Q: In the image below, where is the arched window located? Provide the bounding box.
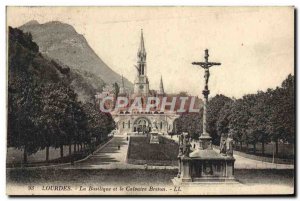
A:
[123,122,125,129]
[141,64,144,75]
[160,121,163,129]
[128,120,131,128]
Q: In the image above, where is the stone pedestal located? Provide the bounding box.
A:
[172,149,236,185]
[172,132,236,185]
[149,132,159,144]
[189,149,235,182]
[180,156,192,182]
[198,135,212,150]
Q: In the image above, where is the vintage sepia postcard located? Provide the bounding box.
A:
[6,6,295,196]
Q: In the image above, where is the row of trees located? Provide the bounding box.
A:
[8,27,115,164]
[176,74,294,156]
[8,78,114,164]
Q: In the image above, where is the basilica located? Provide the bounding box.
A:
[95,30,199,135]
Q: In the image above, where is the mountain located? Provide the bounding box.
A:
[8,26,104,103]
[19,21,133,90]
[47,57,106,102]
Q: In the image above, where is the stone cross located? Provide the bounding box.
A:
[192,49,221,149]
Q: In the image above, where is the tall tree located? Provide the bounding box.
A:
[176,109,203,140]
[216,100,234,142]
[227,99,249,150]
[207,94,232,144]
[8,27,42,164]
[266,74,295,155]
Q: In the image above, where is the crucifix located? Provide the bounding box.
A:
[192,49,221,90]
[192,49,221,149]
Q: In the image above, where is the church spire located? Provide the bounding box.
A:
[121,75,124,88]
[138,29,146,59]
[119,75,125,94]
[133,29,149,96]
[158,75,164,95]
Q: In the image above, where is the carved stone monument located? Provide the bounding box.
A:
[172,49,236,185]
[149,119,160,144]
[175,132,192,182]
[150,133,159,144]
[151,119,158,133]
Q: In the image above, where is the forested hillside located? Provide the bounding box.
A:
[7,27,115,165]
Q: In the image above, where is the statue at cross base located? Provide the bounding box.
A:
[220,133,227,155]
[226,133,234,156]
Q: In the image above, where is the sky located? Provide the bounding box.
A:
[7,7,294,98]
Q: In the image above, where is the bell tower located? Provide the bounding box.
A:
[134,29,149,96]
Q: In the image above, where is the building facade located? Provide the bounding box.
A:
[96,30,180,135]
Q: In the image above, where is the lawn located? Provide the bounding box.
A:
[127,136,178,166]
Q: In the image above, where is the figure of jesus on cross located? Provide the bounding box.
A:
[192,49,221,90]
